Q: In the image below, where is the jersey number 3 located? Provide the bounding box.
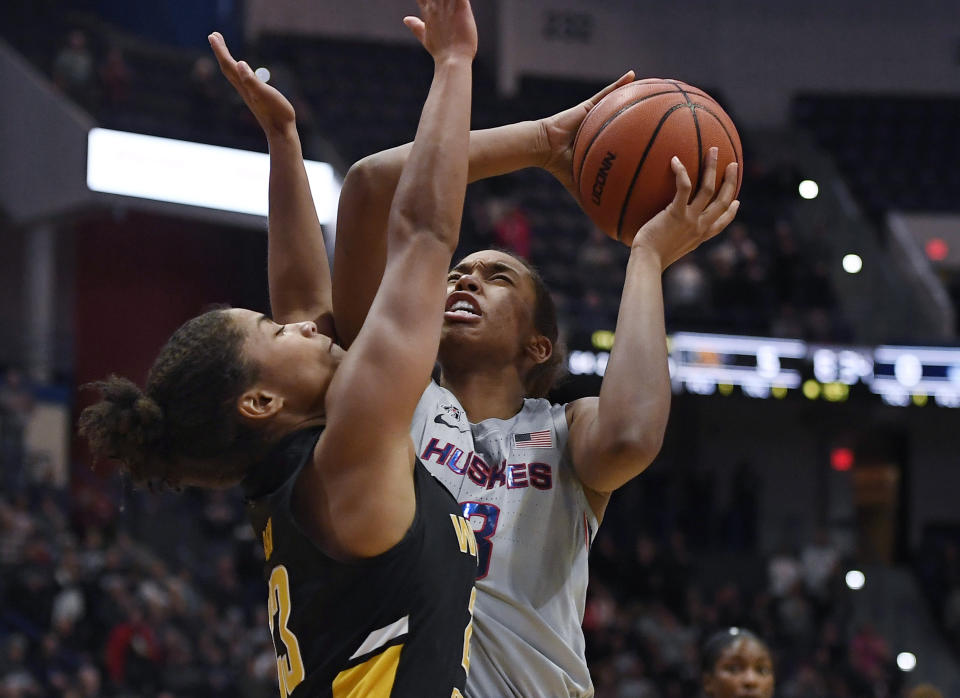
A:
[268,565,306,696]
[461,502,500,579]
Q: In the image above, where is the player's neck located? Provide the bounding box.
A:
[438,365,525,423]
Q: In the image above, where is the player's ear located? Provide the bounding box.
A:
[237,388,283,421]
[524,334,552,366]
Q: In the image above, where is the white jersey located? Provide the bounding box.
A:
[412,380,597,697]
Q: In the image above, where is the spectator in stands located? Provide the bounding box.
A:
[664,257,710,328]
[0,368,33,495]
[491,199,533,259]
[98,46,132,112]
[701,627,775,698]
[0,635,40,696]
[52,30,95,109]
[849,621,892,686]
[800,526,839,600]
[768,543,802,598]
[779,660,826,698]
[188,56,230,131]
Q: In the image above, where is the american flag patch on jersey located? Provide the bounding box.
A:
[513,430,552,448]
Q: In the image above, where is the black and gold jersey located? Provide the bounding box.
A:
[244,427,478,698]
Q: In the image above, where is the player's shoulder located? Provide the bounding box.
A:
[564,395,598,424]
[519,395,569,421]
[421,377,456,404]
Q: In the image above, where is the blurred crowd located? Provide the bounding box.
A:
[584,524,904,697]
[0,480,277,697]
[465,184,849,345]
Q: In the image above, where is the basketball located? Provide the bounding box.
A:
[572,78,743,243]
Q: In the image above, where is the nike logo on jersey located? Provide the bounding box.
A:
[434,414,459,429]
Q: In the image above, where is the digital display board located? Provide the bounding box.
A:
[567,332,960,408]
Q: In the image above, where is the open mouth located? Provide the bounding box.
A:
[444,293,481,322]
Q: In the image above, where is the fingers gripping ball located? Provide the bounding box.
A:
[572,78,742,242]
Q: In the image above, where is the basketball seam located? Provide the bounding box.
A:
[674,84,705,201]
[695,104,743,167]
[574,88,708,188]
[615,103,688,242]
[664,81,713,102]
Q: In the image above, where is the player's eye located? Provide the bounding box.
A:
[275,325,285,337]
[491,274,513,284]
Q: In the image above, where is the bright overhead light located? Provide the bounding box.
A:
[845,569,865,590]
[798,179,819,199]
[842,254,863,274]
[896,652,917,672]
[254,66,271,82]
[86,128,339,223]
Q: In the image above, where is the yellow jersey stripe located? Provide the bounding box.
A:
[332,644,403,698]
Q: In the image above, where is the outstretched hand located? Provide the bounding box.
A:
[208,32,296,138]
[630,147,740,270]
[537,71,636,198]
[403,0,477,62]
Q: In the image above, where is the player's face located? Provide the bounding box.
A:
[441,250,539,355]
[703,639,775,698]
[227,308,345,418]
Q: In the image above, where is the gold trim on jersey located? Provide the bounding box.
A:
[332,644,403,697]
[263,517,274,560]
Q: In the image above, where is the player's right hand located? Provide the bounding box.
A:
[630,147,740,270]
[537,71,635,200]
[403,0,477,62]
[208,32,296,139]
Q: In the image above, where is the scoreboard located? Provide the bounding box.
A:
[567,331,960,408]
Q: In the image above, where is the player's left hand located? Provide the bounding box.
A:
[208,31,296,139]
[536,71,635,198]
[630,147,740,269]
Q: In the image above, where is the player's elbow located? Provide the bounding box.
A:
[345,148,408,194]
[601,423,666,475]
[341,158,376,203]
[606,433,663,471]
[578,437,662,493]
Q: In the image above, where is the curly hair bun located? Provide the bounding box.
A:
[79,375,166,476]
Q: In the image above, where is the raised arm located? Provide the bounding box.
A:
[568,148,740,511]
[331,71,635,347]
[313,0,476,556]
[209,33,334,334]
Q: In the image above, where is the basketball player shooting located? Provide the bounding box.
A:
[245,55,739,696]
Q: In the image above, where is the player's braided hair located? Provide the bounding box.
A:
[79,308,259,488]
[498,250,566,399]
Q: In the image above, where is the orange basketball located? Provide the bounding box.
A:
[571,78,742,243]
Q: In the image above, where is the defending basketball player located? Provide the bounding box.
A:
[254,57,739,698]
[80,2,480,695]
